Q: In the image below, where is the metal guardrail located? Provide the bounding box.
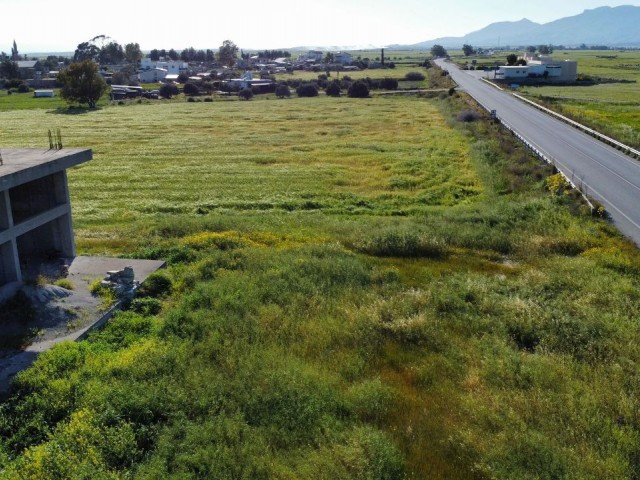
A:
[467,93,596,211]
[513,93,640,160]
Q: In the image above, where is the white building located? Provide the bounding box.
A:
[140,58,188,75]
[139,67,168,83]
[497,53,578,83]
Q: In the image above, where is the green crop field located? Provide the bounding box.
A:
[1,87,640,479]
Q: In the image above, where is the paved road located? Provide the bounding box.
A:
[436,59,640,246]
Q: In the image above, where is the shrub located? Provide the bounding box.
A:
[183,82,200,96]
[136,271,173,298]
[348,80,370,98]
[380,77,398,90]
[17,83,30,93]
[325,82,341,97]
[239,88,254,100]
[405,71,426,81]
[456,110,482,122]
[275,84,290,98]
[130,297,162,316]
[159,83,179,99]
[296,83,318,97]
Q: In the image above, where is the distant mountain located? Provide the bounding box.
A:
[398,6,640,49]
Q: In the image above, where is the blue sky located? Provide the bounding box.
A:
[1,1,638,53]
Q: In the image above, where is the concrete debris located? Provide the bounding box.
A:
[101,266,139,298]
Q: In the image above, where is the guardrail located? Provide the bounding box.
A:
[469,95,596,211]
[513,93,640,160]
[498,117,595,211]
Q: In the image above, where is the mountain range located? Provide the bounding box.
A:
[397,6,640,49]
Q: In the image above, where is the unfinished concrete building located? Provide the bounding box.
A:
[0,148,92,299]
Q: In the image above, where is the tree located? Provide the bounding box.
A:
[149,49,160,61]
[11,40,19,61]
[238,88,253,100]
[462,44,475,56]
[0,60,20,79]
[275,84,290,98]
[347,80,370,98]
[124,43,143,64]
[516,58,527,66]
[506,54,518,66]
[217,40,239,68]
[526,46,537,53]
[58,60,107,108]
[99,42,124,64]
[538,45,552,55]
[74,42,100,62]
[430,45,448,58]
[168,49,179,61]
[324,52,334,64]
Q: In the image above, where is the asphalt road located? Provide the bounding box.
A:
[436,59,640,246]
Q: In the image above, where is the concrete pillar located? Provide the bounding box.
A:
[0,240,20,284]
[0,190,11,230]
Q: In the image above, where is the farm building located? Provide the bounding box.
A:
[497,53,578,82]
[139,67,168,83]
[0,148,92,301]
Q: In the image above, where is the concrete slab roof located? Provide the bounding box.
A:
[0,148,92,190]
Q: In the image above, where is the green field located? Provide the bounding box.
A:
[1,87,640,479]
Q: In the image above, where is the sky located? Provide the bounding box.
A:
[2,0,639,53]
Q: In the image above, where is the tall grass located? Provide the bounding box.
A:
[0,92,639,478]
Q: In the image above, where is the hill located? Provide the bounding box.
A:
[400,6,640,49]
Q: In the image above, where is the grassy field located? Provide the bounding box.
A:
[452,49,640,148]
[1,86,640,479]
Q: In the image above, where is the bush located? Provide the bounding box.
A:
[17,83,30,93]
[405,71,426,81]
[183,82,200,96]
[130,297,162,316]
[275,84,290,98]
[380,78,398,90]
[456,110,482,122]
[136,271,173,298]
[348,80,370,98]
[325,82,341,97]
[238,88,254,100]
[296,83,318,97]
[159,83,179,99]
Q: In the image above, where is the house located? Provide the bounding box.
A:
[298,50,324,62]
[0,148,92,301]
[16,60,42,80]
[334,52,353,65]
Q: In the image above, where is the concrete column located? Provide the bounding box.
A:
[0,190,12,230]
[54,213,75,258]
[0,240,20,284]
[58,170,76,258]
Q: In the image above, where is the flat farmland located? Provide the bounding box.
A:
[2,94,640,479]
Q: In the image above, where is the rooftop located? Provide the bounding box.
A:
[0,148,92,190]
